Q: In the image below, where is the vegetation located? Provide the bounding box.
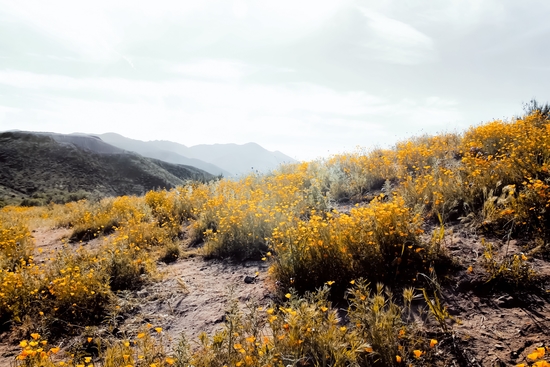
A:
[2,109,550,366]
[0,131,214,207]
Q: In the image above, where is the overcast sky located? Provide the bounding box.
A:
[1,1,549,160]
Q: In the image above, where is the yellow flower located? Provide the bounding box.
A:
[285,293,291,299]
[31,333,40,340]
[350,280,355,284]
[430,339,438,348]
[320,306,328,312]
[365,346,373,353]
[165,357,175,365]
[123,341,130,347]
[326,281,335,286]
[396,355,402,363]
[87,337,92,343]
[50,347,60,354]
[84,357,92,363]
[529,351,542,360]
[413,350,423,358]
[155,327,162,333]
[137,332,145,339]
[19,340,28,348]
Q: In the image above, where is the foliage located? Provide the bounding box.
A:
[270,195,433,295]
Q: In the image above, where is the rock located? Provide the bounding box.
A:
[496,296,515,308]
[244,275,256,284]
[137,289,149,297]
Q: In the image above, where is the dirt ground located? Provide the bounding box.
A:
[1,223,550,366]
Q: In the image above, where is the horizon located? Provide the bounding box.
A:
[1,1,549,160]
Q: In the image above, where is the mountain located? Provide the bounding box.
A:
[0,131,214,207]
[99,134,297,176]
[186,142,296,176]
[98,133,231,177]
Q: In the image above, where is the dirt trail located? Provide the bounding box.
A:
[0,227,272,364]
[112,255,272,347]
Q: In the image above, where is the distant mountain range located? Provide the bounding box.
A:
[98,133,297,177]
[0,131,214,207]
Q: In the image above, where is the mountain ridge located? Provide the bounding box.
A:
[0,131,214,207]
[98,133,232,177]
[98,134,297,176]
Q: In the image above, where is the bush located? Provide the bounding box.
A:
[271,196,433,295]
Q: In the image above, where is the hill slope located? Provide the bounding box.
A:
[0,131,214,206]
[186,142,296,176]
[99,133,231,177]
[99,133,297,176]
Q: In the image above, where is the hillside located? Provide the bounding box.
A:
[98,133,297,176]
[186,142,296,176]
[0,131,214,206]
[99,133,232,177]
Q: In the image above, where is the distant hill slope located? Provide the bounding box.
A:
[99,133,231,177]
[99,133,297,176]
[186,142,296,176]
[0,131,214,206]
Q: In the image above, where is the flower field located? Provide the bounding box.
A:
[1,112,550,366]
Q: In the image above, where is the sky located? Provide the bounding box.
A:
[1,1,549,161]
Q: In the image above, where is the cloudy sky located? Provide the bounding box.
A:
[1,1,549,160]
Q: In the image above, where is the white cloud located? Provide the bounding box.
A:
[0,68,463,159]
[358,7,437,65]
[172,59,255,80]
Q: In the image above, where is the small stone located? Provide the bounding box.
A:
[244,275,256,284]
[495,344,504,350]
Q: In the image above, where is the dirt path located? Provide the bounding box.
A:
[111,255,272,348]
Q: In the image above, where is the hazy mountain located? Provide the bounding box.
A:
[99,133,231,177]
[100,134,297,176]
[0,131,214,207]
[186,142,297,176]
